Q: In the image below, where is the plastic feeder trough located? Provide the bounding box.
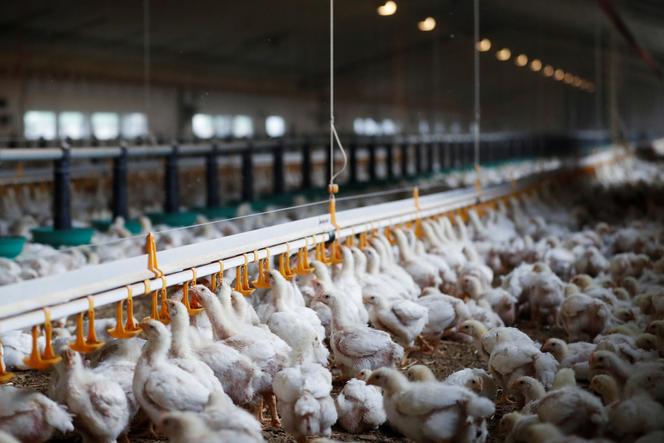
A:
[31,227,95,248]
[0,236,26,259]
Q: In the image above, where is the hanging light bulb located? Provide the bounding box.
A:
[564,72,574,84]
[554,69,565,81]
[515,54,528,67]
[417,17,436,31]
[530,59,542,72]
[496,48,511,61]
[476,38,491,52]
[377,1,397,16]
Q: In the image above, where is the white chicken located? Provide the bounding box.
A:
[335,369,385,433]
[132,319,220,425]
[272,363,337,442]
[367,367,494,443]
[363,292,428,352]
[0,384,73,443]
[316,289,403,378]
[51,348,130,443]
[393,229,442,290]
[541,338,595,381]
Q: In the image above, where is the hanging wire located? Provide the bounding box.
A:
[143,0,151,137]
[329,0,347,188]
[473,0,481,169]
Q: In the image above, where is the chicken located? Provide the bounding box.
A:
[0,385,74,443]
[510,376,606,436]
[265,270,328,365]
[51,348,130,443]
[444,368,497,401]
[367,368,494,443]
[528,272,565,324]
[589,350,664,386]
[499,412,539,443]
[273,363,337,442]
[160,409,264,443]
[393,229,442,289]
[132,319,219,425]
[193,284,290,425]
[541,338,595,380]
[332,247,369,324]
[165,298,266,408]
[590,374,664,437]
[0,430,19,443]
[316,289,403,378]
[458,320,537,362]
[489,340,558,391]
[363,292,428,352]
[414,290,459,351]
[558,293,611,341]
[335,369,386,433]
[524,422,610,443]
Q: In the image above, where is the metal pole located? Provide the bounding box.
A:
[272,141,285,196]
[400,142,409,178]
[111,145,129,220]
[427,141,435,173]
[53,145,72,230]
[300,141,312,191]
[349,142,358,183]
[473,0,481,169]
[386,142,394,179]
[368,140,377,182]
[164,144,179,213]
[415,142,423,175]
[205,143,220,208]
[241,143,254,202]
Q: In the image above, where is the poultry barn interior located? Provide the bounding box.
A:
[1,1,664,443]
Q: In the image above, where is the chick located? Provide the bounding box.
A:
[590,374,664,437]
[335,369,386,433]
[367,367,494,443]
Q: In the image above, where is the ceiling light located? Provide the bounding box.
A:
[496,48,511,61]
[564,72,574,84]
[530,59,542,72]
[418,17,436,32]
[543,65,554,77]
[377,1,397,16]
[554,69,565,81]
[476,38,491,52]
[515,54,528,67]
[573,77,583,87]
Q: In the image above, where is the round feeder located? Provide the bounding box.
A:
[0,236,26,259]
[31,227,95,248]
[91,219,142,235]
[147,211,198,227]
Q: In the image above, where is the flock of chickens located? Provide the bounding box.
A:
[1,155,664,443]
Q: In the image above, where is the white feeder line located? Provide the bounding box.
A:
[0,180,517,333]
[0,148,620,333]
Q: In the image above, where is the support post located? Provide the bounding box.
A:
[53,145,72,230]
[164,144,179,213]
[111,145,129,220]
[241,143,254,202]
[349,142,358,183]
[272,141,285,196]
[415,142,423,175]
[300,141,312,191]
[386,142,394,179]
[400,142,409,177]
[427,142,435,173]
[368,140,377,182]
[205,143,220,208]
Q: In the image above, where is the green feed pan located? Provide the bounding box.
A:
[0,236,26,259]
[147,211,198,227]
[31,227,95,248]
[92,219,142,235]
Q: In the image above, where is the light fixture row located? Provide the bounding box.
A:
[477,38,595,93]
[377,2,436,32]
